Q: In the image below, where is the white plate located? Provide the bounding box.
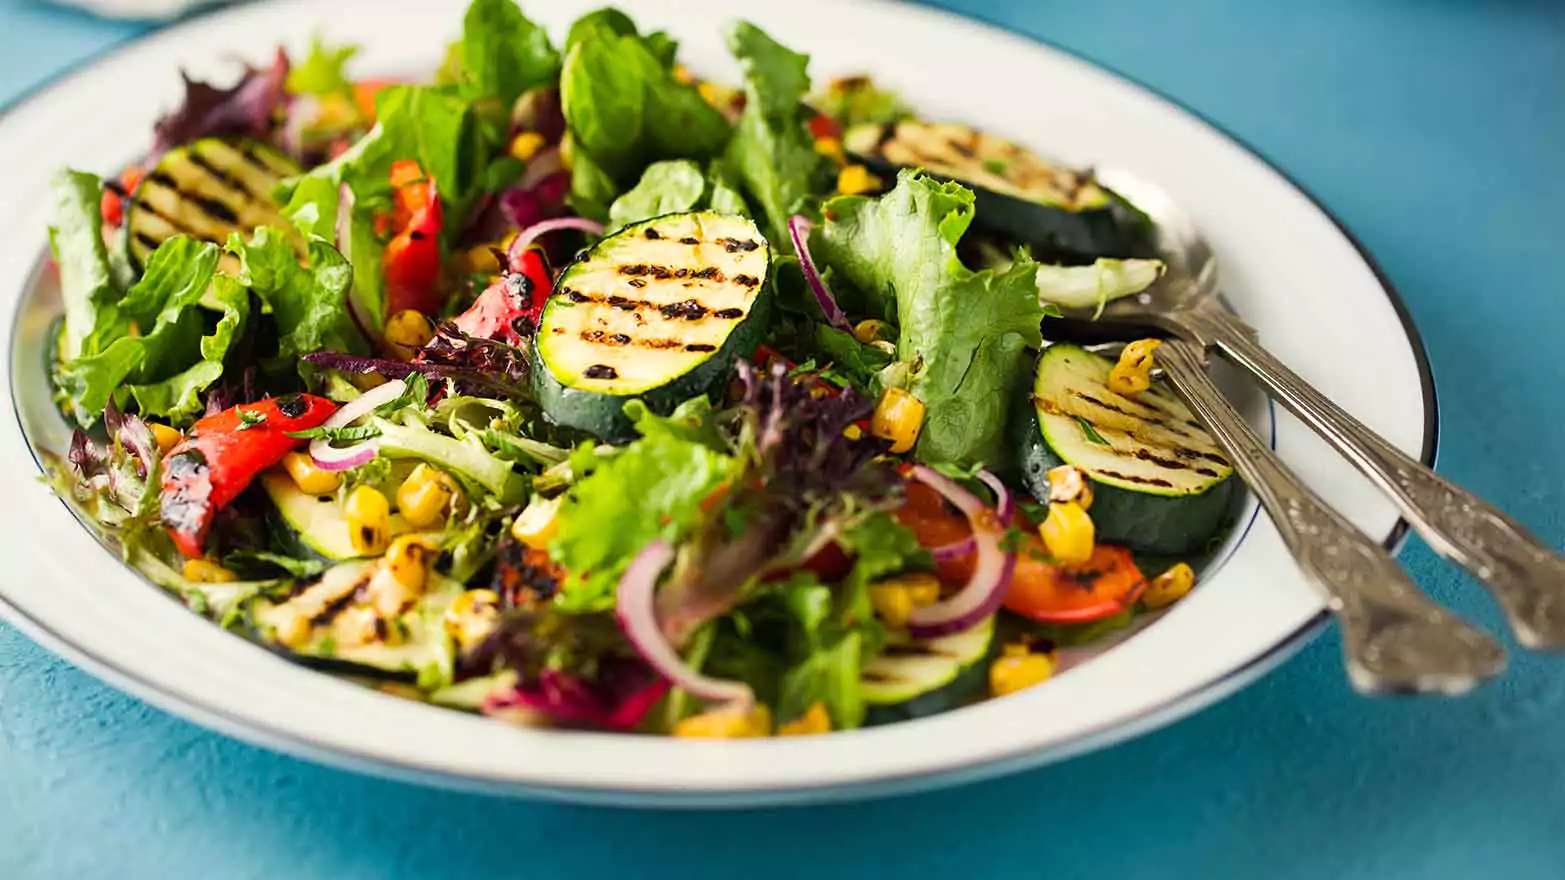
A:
[0,0,1431,807]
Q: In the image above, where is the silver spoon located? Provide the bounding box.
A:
[1155,338,1504,694]
[1070,168,1565,652]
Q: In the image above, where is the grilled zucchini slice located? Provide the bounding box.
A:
[844,120,1152,259]
[1013,343,1235,555]
[248,559,461,688]
[531,211,773,441]
[261,470,424,562]
[125,137,300,277]
[862,614,996,725]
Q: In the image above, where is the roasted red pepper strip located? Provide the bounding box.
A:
[383,160,446,317]
[160,394,339,558]
[449,246,553,346]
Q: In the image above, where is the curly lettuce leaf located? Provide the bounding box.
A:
[54,236,226,425]
[126,273,250,423]
[48,169,116,364]
[723,22,827,249]
[551,429,738,614]
[286,36,358,99]
[818,170,1050,467]
[229,227,364,368]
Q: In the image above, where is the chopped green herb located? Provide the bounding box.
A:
[286,424,382,443]
[1075,416,1109,445]
[236,409,268,430]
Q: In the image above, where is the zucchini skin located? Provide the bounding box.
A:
[971,186,1155,262]
[530,270,775,443]
[863,655,992,726]
[1011,401,1235,556]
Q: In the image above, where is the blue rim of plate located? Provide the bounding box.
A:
[0,0,1435,805]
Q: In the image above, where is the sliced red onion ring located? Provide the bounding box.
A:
[308,378,407,471]
[977,469,1015,526]
[615,539,755,710]
[932,537,976,561]
[906,465,1017,639]
[787,214,852,332]
[507,216,605,271]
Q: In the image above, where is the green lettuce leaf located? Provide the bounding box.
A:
[818,170,1050,466]
[286,36,358,99]
[229,228,364,369]
[605,158,753,230]
[279,85,483,227]
[778,629,865,730]
[561,21,730,217]
[55,236,224,425]
[723,22,827,249]
[551,429,738,614]
[126,273,250,423]
[607,159,705,230]
[456,0,560,109]
[47,169,116,363]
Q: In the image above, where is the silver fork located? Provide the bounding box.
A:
[1075,169,1565,652]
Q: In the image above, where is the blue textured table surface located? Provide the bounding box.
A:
[3,1,1563,877]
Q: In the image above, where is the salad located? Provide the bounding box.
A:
[43,1,1235,738]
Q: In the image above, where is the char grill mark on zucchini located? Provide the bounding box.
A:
[535,208,773,394]
[1013,343,1236,555]
[126,137,300,273]
[845,120,1108,211]
[249,560,460,683]
[862,614,997,725]
[1033,344,1230,496]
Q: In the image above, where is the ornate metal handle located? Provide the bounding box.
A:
[1157,339,1506,694]
[1187,308,1565,650]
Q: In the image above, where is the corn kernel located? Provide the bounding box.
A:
[869,582,915,628]
[149,423,182,456]
[1040,501,1095,565]
[346,485,392,556]
[673,704,773,739]
[836,164,881,196]
[510,495,562,550]
[990,650,1055,697]
[1045,464,1094,510]
[697,81,724,108]
[385,534,437,593]
[778,702,832,736]
[852,318,892,344]
[1144,562,1196,610]
[384,309,435,353]
[508,130,548,163]
[445,589,500,648]
[813,136,845,163]
[275,613,314,649]
[868,573,941,628]
[1108,338,1162,396]
[282,451,343,496]
[673,64,696,84]
[182,558,237,584]
[871,387,926,454]
[461,243,506,276]
[843,423,864,441]
[397,464,454,529]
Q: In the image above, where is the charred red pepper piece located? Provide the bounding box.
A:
[160,394,338,558]
[383,160,445,317]
[449,246,553,346]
